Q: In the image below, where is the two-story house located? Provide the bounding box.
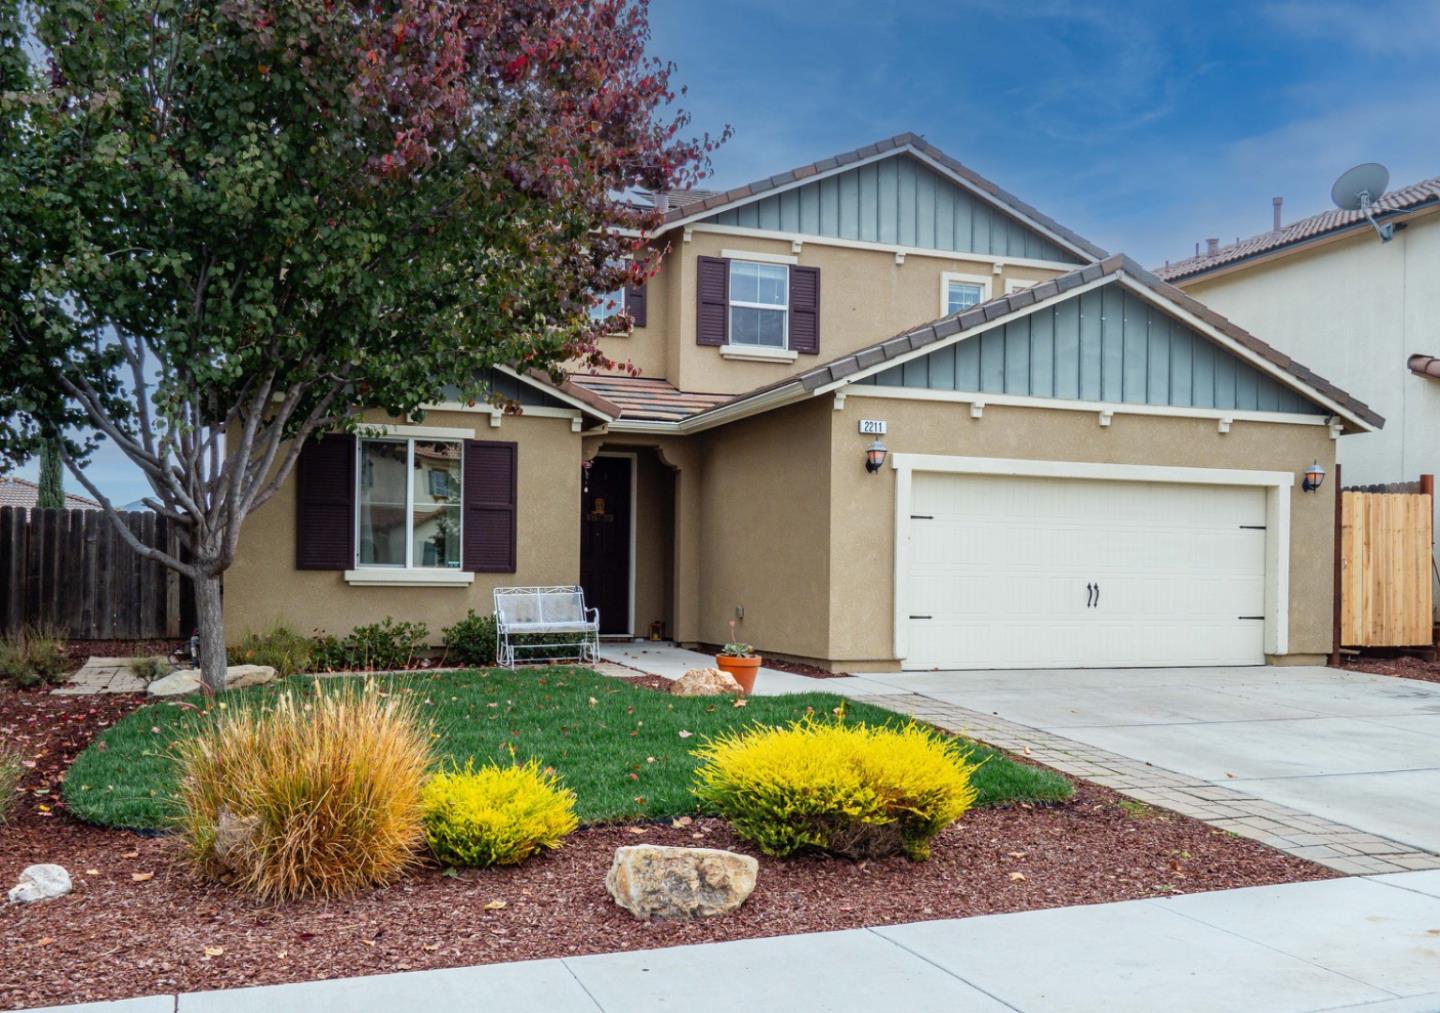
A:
[225,133,1382,671]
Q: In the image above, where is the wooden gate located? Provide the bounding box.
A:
[1339,478,1434,647]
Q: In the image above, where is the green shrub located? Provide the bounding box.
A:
[0,624,68,687]
[175,683,431,899]
[230,622,313,677]
[310,618,430,672]
[421,759,578,867]
[128,656,172,684]
[693,718,979,861]
[441,609,497,667]
[0,749,23,824]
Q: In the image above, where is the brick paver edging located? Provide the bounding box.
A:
[864,693,1440,877]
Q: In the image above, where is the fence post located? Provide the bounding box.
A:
[1331,463,1343,667]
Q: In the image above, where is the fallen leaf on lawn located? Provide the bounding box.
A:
[677,729,693,739]
[1022,746,1032,756]
[1008,872,1026,882]
[121,850,139,859]
[277,951,288,959]
[131,872,154,882]
[732,698,747,708]
[626,826,647,835]
[646,756,656,763]
[483,899,507,910]
[672,816,693,828]
[587,697,598,707]
[203,946,224,958]
[360,939,376,947]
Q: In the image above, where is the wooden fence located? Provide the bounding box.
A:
[1339,479,1434,648]
[0,506,193,640]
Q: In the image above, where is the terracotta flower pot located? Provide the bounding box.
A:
[715,654,761,695]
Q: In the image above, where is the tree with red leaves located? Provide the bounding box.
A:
[1,0,723,691]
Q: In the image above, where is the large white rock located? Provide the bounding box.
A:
[147,664,278,696]
[669,667,743,697]
[605,844,758,920]
[8,864,72,903]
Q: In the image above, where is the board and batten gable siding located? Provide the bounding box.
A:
[860,284,1327,415]
[703,154,1082,265]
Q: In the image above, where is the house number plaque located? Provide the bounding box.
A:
[858,419,887,435]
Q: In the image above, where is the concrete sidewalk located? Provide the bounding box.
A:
[32,872,1440,1012]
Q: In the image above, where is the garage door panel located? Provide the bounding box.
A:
[904,473,1268,670]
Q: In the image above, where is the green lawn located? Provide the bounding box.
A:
[65,666,1072,830]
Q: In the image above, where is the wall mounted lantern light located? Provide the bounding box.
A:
[1302,460,1326,493]
[865,439,888,474]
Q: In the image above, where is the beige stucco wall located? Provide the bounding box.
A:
[595,228,1067,395]
[691,398,835,656]
[823,396,1337,668]
[224,409,583,643]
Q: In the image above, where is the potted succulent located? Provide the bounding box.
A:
[715,619,761,695]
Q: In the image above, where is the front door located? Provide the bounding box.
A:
[580,456,632,635]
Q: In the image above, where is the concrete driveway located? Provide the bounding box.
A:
[846,666,1440,854]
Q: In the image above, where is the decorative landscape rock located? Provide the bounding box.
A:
[605,844,758,920]
[8,864,72,903]
[669,667,743,697]
[212,808,260,873]
[147,664,278,697]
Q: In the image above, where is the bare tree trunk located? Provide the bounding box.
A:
[193,571,227,693]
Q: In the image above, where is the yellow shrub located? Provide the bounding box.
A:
[421,759,578,867]
[693,718,979,860]
[175,683,430,900]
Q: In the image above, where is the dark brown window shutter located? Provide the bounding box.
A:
[624,280,647,328]
[463,440,517,573]
[696,255,729,346]
[295,433,355,570]
[789,265,820,354]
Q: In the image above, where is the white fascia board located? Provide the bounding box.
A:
[845,385,1331,428]
[493,365,615,422]
[1111,272,1376,433]
[809,273,1116,397]
[357,423,475,440]
[681,223,1079,273]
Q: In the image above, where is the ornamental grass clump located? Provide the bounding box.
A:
[175,684,430,900]
[693,717,979,861]
[421,759,578,867]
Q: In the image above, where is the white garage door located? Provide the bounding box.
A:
[903,472,1267,670]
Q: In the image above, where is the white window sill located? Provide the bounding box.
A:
[719,344,798,363]
[344,569,475,588]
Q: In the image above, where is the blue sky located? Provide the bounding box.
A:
[15,0,1440,504]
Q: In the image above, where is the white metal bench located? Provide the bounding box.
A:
[493,586,601,667]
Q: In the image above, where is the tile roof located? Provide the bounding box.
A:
[566,375,735,423]
[1408,354,1440,382]
[659,132,1109,262]
[728,253,1382,431]
[0,476,101,510]
[1156,176,1440,282]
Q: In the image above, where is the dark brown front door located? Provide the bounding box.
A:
[580,456,631,635]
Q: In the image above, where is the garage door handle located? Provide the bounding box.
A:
[1086,583,1094,608]
[1092,582,1100,608]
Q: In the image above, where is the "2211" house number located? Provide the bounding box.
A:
[858,419,887,435]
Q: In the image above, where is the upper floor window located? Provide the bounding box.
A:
[942,272,991,316]
[588,287,626,322]
[729,260,789,348]
[357,438,462,569]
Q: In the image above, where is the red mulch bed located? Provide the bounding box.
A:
[1,688,1334,1011]
[1342,655,1440,685]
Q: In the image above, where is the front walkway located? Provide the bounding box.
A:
[599,645,1440,876]
[37,872,1440,1012]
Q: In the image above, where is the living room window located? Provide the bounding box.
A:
[729,260,789,348]
[356,438,463,569]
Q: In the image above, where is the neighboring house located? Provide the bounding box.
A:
[1156,177,1440,509]
[0,476,101,512]
[225,133,1382,671]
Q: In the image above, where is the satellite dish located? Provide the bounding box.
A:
[1330,162,1395,242]
[1331,162,1389,210]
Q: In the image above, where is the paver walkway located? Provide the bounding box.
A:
[32,872,1440,1012]
[599,645,1440,876]
[51,657,148,695]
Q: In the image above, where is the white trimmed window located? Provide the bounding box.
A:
[357,438,463,569]
[729,260,789,348]
[588,287,625,322]
[941,272,992,316]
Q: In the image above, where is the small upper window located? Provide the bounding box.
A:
[729,261,789,348]
[588,287,625,322]
[357,438,462,569]
[941,272,992,316]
